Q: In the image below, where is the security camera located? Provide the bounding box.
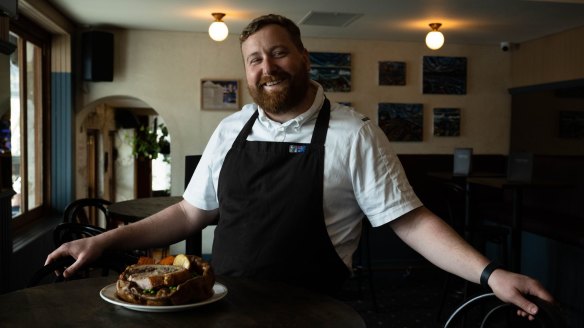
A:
[500,42,511,52]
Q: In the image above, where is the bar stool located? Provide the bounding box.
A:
[436,181,510,325]
[443,181,510,263]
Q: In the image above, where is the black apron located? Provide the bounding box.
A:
[213,99,350,294]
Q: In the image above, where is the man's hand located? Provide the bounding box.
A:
[488,269,555,320]
[45,236,105,278]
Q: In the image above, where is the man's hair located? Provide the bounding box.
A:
[239,14,305,50]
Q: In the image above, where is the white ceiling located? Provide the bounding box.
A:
[46,0,584,46]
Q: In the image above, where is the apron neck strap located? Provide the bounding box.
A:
[310,98,330,147]
[233,110,259,148]
[234,97,331,148]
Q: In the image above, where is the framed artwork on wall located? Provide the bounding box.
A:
[201,79,239,110]
[378,61,406,85]
[423,56,467,95]
[433,107,461,136]
[378,103,423,141]
[309,52,351,92]
[559,110,584,139]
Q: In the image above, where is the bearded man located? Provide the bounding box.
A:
[47,14,553,320]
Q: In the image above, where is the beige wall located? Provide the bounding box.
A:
[509,26,584,156]
[511,26,584,88]
[79,30,513,196]
[303,38,512,155]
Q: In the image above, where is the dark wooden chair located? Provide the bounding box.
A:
[63,198,116,229]
[31,222,141,287]
[53,222,106,248]
[185,155,220,257]
[27,252,138,287]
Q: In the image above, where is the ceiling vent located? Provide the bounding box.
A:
[298,11,362,27]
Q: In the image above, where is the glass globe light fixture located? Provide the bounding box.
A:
[425,23,444,50]
[209,13,228,42]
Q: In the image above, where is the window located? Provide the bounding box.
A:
[8,16,51,229]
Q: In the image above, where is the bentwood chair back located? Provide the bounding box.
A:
[443,293,567,328]
[27,252,138,287]
[53,222,106,248]
[63,198,114,229]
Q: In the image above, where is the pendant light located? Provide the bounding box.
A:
[209,13,228,42]
[425,23,444,50]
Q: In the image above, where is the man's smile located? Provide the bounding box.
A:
[264,80,283,87]
[259,74,289,90]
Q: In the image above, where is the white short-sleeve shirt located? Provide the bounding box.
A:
[184,82,422,268]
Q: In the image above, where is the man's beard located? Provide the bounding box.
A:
[248,68,309,115]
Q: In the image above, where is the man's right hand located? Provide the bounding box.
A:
[45,235,105,278]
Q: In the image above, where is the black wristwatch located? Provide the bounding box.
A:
[480,261,503,289]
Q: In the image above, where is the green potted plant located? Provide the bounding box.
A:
[131,122,169,160]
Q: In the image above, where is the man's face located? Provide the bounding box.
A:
[241,24,310,115]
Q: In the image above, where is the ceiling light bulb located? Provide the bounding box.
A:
[425,23,444,50]
[209,13,228,42]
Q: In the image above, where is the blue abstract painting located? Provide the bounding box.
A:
[379,61,406,85]
[309,52,351,92]
[433,108,461,136]
[423,56,467,95]
[378,103,423,141]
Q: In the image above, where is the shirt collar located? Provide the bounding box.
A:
[257,81,324,130]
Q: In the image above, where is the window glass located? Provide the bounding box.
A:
[26,41,42,210]
[9,31,44,218]
[9,32,21,217]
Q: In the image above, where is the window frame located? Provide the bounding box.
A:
[9,15,52,231]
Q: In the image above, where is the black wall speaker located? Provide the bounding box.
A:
[82,31,113,82]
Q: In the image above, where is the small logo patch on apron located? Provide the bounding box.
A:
[289,145,307,153]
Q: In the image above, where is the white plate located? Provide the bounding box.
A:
[99,282,228,312]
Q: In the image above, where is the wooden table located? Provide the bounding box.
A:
[426,171,505,241]
[108,196,204,257]
[465,177,573,272]
[0,276,366,327]
[108,196,183,224]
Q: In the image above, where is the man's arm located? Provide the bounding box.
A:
[390,206,488,282]
[390,206,554,319]
[45,199,218,277]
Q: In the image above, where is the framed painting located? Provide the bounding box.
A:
[433,108,461,136]
[559,110,584,139]
[379,61,406,86]
[423,56,467,95]
[309,52,351,92]
[378,103,423,141]
[201,79,239,110]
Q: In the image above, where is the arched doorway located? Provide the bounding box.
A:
[75,96,171,203]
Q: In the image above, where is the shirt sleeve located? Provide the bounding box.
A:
[350,120,423,227]
[182,127,222,211]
